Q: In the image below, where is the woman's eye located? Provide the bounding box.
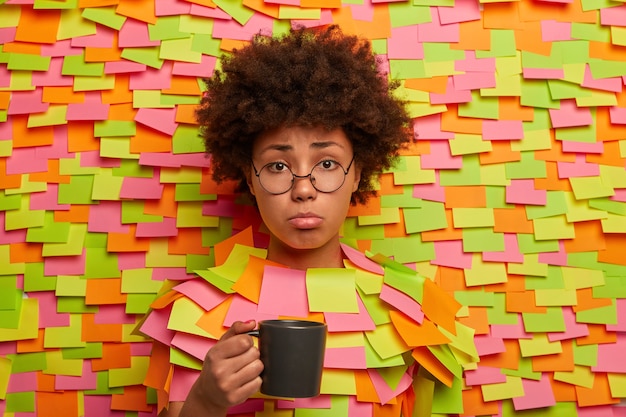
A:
[319,160,337,170]
[268,162,288,172]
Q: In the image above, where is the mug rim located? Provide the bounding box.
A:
[260,319,326,329]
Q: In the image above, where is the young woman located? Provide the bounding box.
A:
[142,25,473,417]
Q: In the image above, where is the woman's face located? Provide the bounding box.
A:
[247,126,361,267]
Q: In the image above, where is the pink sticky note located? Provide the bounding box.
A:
[203,197,246,217]
[348,395,373,416]
[105,60,148,74]
[117,252,146,270]
[170,366,200,402]
[549,99,593,128]
[561,140,604,154]
[131,342,153,356]
[600,5,626,26]
[257,266,309,317]
[118,18,160,48]
[44,250,86,276]
[557,154,600,178]
[324,295,375,332]
[349,2,375,21]
[367,368,413,405]
[593,334,626,373]
[540,20,572,42]
[0,64,10,88]
[482,120,524,140]
[129,61,173,90]
[135,217,178,237]
[464,366,506,386]
[379,284,424,324]
[212,12,273,40]
[420,141,463,169]
[138,152,209,168]
[56,362,98,391]
[223,294,277,327]
[413,114,454,140]
[582,65,622,93]
[473,335,506,356]
[537,241,569,266]
[432,240,473,269]
[413,172,446,202]
[609,106,626,125]
[548,307,589,342]
[189,3,233,19]
[32,57,74,86]
[455,51,496,73]
[387,26,422,60]
[523,68,565,79]
[152,267,195,281]
[95,304,136,324]
[172,54,217,77]
[277,395,332,409]
[6,148,48,174]
[227,399,265,414]
[483,234,524,263]
[292,10,334,29]
[139,304,176,345]
[340,243,383,275]
[7,89,49,115]
[30,185,71,211]
[120,176,164,200]
[40,39,83,58]
[512,374,556,410]
[418,8,459,43]
[155,0,191,16]
[490,316,533,340]
[80,150,120,168]
[430,78,472,105]
[66,93,110,121]
[506,179,547,206]
[453,71,496,90]
[171,331,217,360]
[135,108,178,135]
[83,396,126,417]
[7,372,37,393]
[323,346,367,369]
[174,279,229,312]
[88,201,129,233]
[579,405,619,417]
[71,26,116,48]
[437,0,480,24]
[29,291,70,327]
[0,27,16,44]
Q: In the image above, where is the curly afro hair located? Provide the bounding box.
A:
[196,25,414,205]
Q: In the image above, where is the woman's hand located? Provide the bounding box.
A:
[178,320,263,417]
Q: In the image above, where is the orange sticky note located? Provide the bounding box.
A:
[444,186,486,208]
[108,225,151,253]
[441,104,482,134]
[458,307,490,336]
[231,256,285,304]
[404,76,448,94]
[15,8,60,44]
[102,74,133,105]
[115,0,157,24]
[411,347,454,388]
[196,297,233,339]
[37,391,79,417]
[168,228,210,256]
[493,206,534,234]
[130,125,172,153]
[13,116,54,148]
[390,311,450,348]
[499,96,534,121]
[10,242,43,264]
[534,161,573,192]
[92,343,132,371]
[82,314,123,343]
[145,184,178,218]
[563,221,605,253]
[505,291,546,314]
[575,373,620,407]
[213,226,255,266]
[532,340,574,372]
[421,279,461,335]
[111,385,153,412]
[573,288,613,313]
[479,142,521,165]
[354,370,381,403]
[68,121,100,152]
[53,204,90,223]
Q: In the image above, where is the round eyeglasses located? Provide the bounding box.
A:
[252,157,355,195]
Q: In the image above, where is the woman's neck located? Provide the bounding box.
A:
[266,239,344,270]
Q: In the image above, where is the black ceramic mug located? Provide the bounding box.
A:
[248,319,327,398]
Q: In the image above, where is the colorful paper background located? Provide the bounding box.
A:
[1,0,626,416]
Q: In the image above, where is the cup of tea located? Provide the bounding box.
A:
[248,319,327,398]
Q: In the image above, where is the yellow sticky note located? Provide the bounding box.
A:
[601,212,626,233]
[358,207,401,226]
[554,365,594,388]
[109,357,151,387]
[307,268,358,313]
[43,224,88,257]
[452,208,495,228]
[561,266,605,290]
[146,239,187,268]
[569,176,614,200]
[325,332,366,348]
[464,257,508,287]
[449,133,492,156]
[364,323,410,360]
[0,356,11,400]
[176,202,219,228]
[91,172,123,201]
[44,314,86,349]
[0,299,38,342]
[121,269,162,294]
[168,297,213,338]
[532,215,575,240]
[160,166,202,183]
[27,105,68,128]
[320,369,357,396]
[608,373,626,398]
[44,350,84,377]
[534,289,577,306]
[507,254,549,277]
[564,191,607,222]
[393,156,436,185]
[518,334,562,357]
[481,375,524,402]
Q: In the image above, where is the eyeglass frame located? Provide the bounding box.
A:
[251,156,356,195]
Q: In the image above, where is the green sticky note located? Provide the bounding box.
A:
[62,53,104,77]
[84,247,120,279]
[452,207,495,228]
[548,79,591,100]
[593,276,626,299]
[521,49,562,70]
[342,218,385,240]
[383,267,424,303]
[84,371,124,395]
[440,155,482,186]
[358,207,400,226]
[126,293,157,314]
[7,352,47,374]
[431,372,464,414]
[42,223,87,257]
[380,186,422,208]
[5,391,35,413]
[458,92,499,120]
[26,212,71,243]
[23,262,56,292]
[177,202,219,228]
[212,0,255,25]
[173,124,205,155]
[535,288,577,306]
[73,74,116,92]
[358,289,391,326]
[56,296,98,314]
[505,151,546,180]
[393,156,435,185]
[454,290,495,307]
[477,29,516,58]
[121,269,161,293]
[112,160,154,178]
[513,128,552,152]
[0,277,18,310]
[295,392,349,416]
[161,93,200,106]
[169,298,213,337]
[148,15,189,41]
[388,0,432,27]
[121,47,164,69]
[519,334,563,358]
[573,343,598,367]
[95,120,137,137]
[306,268,358,313]
[160,166,202,183]
[462,227,505,252]
[526,191,567,220]
[180,14,214,35]
[403,200,448,233]
[0,296,35,339]
[58,175,95,204]
[175,184,215,202]
[502,356,541,380]
[522,307,566,333]
[0,192,21,211]
[109,357,150,387]
[58,6,97,38]
[486,185,515,209]
[391,236,435,264]
[389,59,427,79]
[576,300,617,325]
[486,293,519,325]
[44,350,84,376]
[62,343,103,360]
[0,246,24,276]
[7,53,51,71]
[508,254,549,277]
[516,233,560,254]
[121,201,162,224]
[190,33,221,57]
[81,6,126,30]
[520,79,559,109]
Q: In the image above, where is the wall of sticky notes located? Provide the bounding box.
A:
[1,0,626,416]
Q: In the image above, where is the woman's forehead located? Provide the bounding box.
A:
[253,126,352,156]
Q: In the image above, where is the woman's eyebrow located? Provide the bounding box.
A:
[258,144,293,155]
[310,141,343,150]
